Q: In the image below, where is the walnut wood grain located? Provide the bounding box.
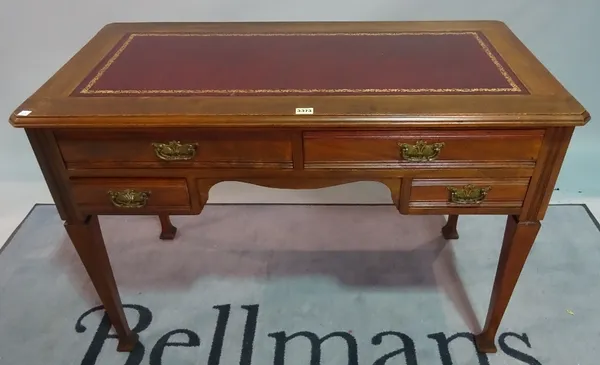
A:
[408,178,529,214]
[64,166,537,179]
[25,129,74,221]
[291,130,305,170]
[410,178,529,203]
[407,205,522,215]
[158,214,177,240]
[8,21,590,355]
[442,214,460,239]
[304,130,544,168]
[519,127,575,221]
[398,177,413,214]
[71,178,191,214]
[56,129,293,169]
[475,215,541,352]
[9,22,589,128]
[64,216,138,351]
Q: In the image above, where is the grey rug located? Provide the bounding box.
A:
[0,204,599,365]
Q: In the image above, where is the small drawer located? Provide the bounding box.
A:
[408,178,530,213]
[304,130,544,169]
[71,178,191,214]
[56,129,293,169]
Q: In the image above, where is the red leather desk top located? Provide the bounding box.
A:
[72,31,528,97]
[11,22,589,128]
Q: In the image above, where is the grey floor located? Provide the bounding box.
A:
[0,204,599,365]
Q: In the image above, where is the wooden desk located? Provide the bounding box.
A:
[9,21,590,353]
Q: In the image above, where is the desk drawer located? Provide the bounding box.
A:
[408,178,529,213]
[71,178,191,214]
[304,130,544,169]
[56,130,293,169]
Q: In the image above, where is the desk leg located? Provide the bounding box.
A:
[158,214,177,240]
[474,215,540,353]
[441,214,459,239]
[65,215,139,352]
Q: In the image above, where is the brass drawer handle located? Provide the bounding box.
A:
[108,189,151,208]
[447,184,491,204]
[152,141,198,161]
[399,140,445,162]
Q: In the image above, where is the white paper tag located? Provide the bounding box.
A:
[295,107,313,115]
[17,110,32,116]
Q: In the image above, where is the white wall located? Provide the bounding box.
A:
[1,0,598,204]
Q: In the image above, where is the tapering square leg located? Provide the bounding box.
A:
[64,215,138,352]
[474,215,540,353]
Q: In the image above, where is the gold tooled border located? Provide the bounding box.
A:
[79,31,523,95]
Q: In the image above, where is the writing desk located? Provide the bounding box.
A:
[9,21,590,353]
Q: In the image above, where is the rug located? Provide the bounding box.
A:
[0,204,599,365]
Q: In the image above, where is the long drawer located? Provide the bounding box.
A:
[56,129,293,169]
[304,129,544,169]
